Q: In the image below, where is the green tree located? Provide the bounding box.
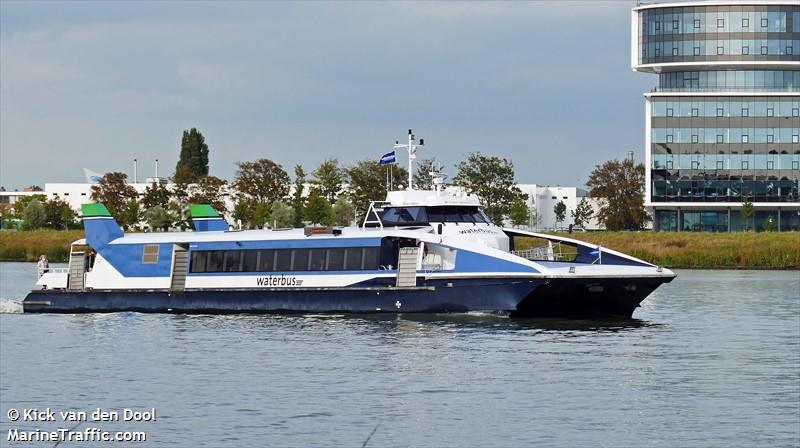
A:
[119,199,141,230]
[233,159,290,205]
[13,194,47,219]
[553,201,567,229]
[188,175,228,213]
[144,206,175,231]
[141,182,171,210]
[90,172,139,220]
[174,128,209,183]
[763,215,777,232]
[312,158,346,203]
[303,190,334,225]
[292,165,306,228]
[251,202,271,229]
[452,152,526,224]
[22,199,46,230]
[508,198,529,228]
[232,199,250,228]
[586,158,649,231]
[571,197,594,228]
[332,196,354,226]
[413,158,437,190]
[346,160,408,221]
[740,197,755,231]
[44,198,77,230]
[270,201,294,228]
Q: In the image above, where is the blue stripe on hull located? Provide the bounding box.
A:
[23,280,542,314]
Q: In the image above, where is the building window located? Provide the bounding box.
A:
[693,46,701,56]
[655,48,660,57]
[673,20,679,30]
[742,18,749,28]
[793,135,799,143]
[767,160,774,170]
[716,108,724,117]
[672,47,679,56]
[761,46,768,55]
[692,134,699,143]
[767,135,774,143]
[666,160,674,169]
[717,46,724,55]
[767,108,774,117]
[717,134,724,144]
[742,46,749,55]
[793,161,800,170]
[666,134,674,143]
[666,108,673,117]
[717,18,724,28]
[761,18,768,28]
[788,46,793,55]
[691,161,700,169]
[551,196,557,200]
[794,109,800,117]
[742,135,749,143]
[691,108,699,117]
[741,108,749,117]
[142,245,160,264]
[716,161,724,169]
[742,161,749,169]
[694,19,700,29]
[655,21,661,31]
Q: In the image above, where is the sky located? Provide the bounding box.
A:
[0,1,654,190]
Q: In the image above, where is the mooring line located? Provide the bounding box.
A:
[361,421,381,448]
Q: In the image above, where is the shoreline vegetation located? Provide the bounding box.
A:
[1,229,798,269]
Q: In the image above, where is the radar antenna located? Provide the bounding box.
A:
[393,129,425,191]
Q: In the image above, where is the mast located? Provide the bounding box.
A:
[393,128,424,191]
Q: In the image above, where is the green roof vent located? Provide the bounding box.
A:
[189,204,221,219]
[81,203,112,218]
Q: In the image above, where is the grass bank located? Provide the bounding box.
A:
[546,231,800,269]
[1,229,797,269]
[0,230,84,262]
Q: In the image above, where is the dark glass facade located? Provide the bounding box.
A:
[635,2,800,232]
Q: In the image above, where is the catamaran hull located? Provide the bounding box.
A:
[22,279,543,314]
[513,276,674,318]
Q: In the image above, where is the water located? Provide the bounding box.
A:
[1,262,798,447]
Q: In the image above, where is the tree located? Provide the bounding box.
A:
[452,152,527,224]
[144,206,175,231]
[346,160,408,221]
[119,199,141,230]
[509,198,529,228]
[413,158,437,190]
[252,202,271,229]
[740,197,755,231]
[233,159,290,205]
[90,172,139,220]
[586,158,649,231]
[44,198,77,230]
[22,199,46,230]
[141,182,171,210]
[553,201,567,229]
[332,197,354,226]
[232,199,250,228]
[188,175,228,213]
[174,128,209,183]
[763,215,777,232]
[292,165,306,228]
[303,190,334,225]
[312,158,346,203]
[270,201,294,228]
[571,197,594,228]
[13,194,47,219]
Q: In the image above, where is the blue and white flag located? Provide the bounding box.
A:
[379,151,396,165]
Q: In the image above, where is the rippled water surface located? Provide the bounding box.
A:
[1,262,798,447]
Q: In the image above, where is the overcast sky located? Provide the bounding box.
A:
[0,1,653,190]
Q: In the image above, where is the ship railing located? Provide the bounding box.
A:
[46,268,69,274]
[511,241,578,262]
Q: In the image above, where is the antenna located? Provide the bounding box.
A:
[393,128,425,191]
[133,158,138,183]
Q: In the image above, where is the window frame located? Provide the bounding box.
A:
[142,244,160,264]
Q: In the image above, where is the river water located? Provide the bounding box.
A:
[1,262,798,447]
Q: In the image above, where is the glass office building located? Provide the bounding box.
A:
[632,1,800,231]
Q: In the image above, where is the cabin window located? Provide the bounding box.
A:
[427,206,488,223]
[292,249,310,271]
[142,245,160,264]
[189,247,381,273]
[381,207,428,226]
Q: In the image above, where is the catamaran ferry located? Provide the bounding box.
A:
[24,131,675,318]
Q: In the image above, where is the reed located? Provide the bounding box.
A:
[0,230,84,262]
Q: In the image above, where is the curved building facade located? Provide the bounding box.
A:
[632,1,800,231]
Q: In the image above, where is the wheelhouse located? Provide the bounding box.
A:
[366,205,491,227]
